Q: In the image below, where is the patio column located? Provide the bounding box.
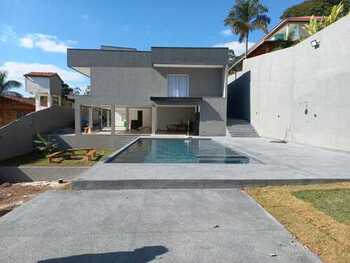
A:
[100,108,103,130]
[125,107,130,130]
[222,65,228,98]
[152,106,157,135]
[74,102,81,135]
[88,107,93,129]
[106,110,110,127]
[111,104,116,135]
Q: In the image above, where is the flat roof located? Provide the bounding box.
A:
[150,97,203,105]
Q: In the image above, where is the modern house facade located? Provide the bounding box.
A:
[68,46,229,136]
[24,72,64,111]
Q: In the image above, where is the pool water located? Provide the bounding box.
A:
[108,138,250,164]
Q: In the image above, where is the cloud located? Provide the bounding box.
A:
[0,25,16,42]
[221,29,233,36]
[19,34,73,53]
[19,36,34,48]
[213,41,255,55]
[0,61,87,87]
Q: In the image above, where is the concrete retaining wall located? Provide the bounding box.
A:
[0,106,74,161]
[0,166,88,183]
[233,15,350,151]
[52,134,137,149]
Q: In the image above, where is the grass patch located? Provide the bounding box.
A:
[0,149,114,167]
[293,189,350,225]
[246,183,350,263]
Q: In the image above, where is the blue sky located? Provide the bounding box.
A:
[1,0,303,96]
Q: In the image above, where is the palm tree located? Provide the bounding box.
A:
[225,0,271,57]
[0,71,21,96]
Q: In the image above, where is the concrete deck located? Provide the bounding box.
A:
[73,137,350,190]
[0,189,320,263]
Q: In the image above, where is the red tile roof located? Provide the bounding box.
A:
[24,72,64,83]
[2,96,35,106]
[24,72,58,78]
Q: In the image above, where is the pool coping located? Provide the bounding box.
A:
[104,135,260,164]
[72,136,350,190]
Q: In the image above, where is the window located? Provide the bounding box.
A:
[40,96,48,107]
[167,74,189,97]
[52,96,60,106]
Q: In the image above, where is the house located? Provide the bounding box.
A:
[24,72,64,111]
[230,16,321,76]
[67,46,229,136]
[0,96,35,127]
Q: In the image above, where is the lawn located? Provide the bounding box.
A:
[0,149,114,167]
[246,183,350,263]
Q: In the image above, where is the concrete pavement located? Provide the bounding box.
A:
[73,137,350,190]
[0,189,320,263]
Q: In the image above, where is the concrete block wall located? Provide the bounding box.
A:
[234,15,350,151]
[0,106,74,161]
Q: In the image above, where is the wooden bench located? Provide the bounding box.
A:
[47,148,97,163]
[47,151,65,163]
[84,149,97,162]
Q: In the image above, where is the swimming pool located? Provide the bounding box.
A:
[108,138,250,164]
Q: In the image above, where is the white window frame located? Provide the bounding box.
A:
[167,74,189,97]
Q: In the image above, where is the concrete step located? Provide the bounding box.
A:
[72,178,349,190]
[227,118,259,138]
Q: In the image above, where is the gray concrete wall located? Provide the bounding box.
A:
[87,67,224,106]
[234,15,350,151]
[90,67,165,105]
[227,72,250,121]
[68,47,228,68]
[199,97,227,136]
[157,68,223,97]
[68,49,151,68]
[49,75,63,97]
[151,47,228,66]
[53,134,137,150]
[0,106,74,161]
[0,166,87,183]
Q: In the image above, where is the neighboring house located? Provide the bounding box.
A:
[0,96,35,127]
[68,46,228,136]
[24,72,64,111]
[230,16,321,76]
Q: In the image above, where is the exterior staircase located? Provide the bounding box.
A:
[227,119,259,138]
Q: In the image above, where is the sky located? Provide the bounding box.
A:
[0,0,303,96]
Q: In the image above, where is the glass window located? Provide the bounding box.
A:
[40,96,48,107]
[167,75,189,97]
[52,96,59,106]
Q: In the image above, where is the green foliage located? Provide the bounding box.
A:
[304,2,345,35]
[0,71,21,96]
[33,133,58,156]
[224,0,271,56]
[281,0,350,19]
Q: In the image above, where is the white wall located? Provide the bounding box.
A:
[26,77,52,111]
[237,15,350,151]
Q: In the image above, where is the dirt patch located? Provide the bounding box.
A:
[0,181,70,217]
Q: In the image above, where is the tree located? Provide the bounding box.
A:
[281,0,350,19]
[224,0,271,57]
[305,2,346,35]
[0,71,21,96]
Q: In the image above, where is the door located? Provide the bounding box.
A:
[137,110,143,125]
[167,74,189,97]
